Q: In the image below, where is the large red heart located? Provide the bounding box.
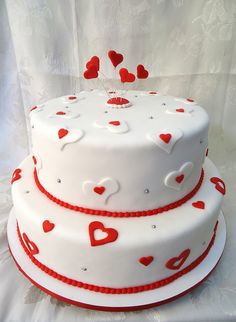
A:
[109,121,120,126]
[42,220,55,233]
[159,133,172,144]
[84,65,98,79]
[119,68,135,83]
[210,177,226,195]
[22,233,39,255]
[139,256,154,266]
[192,201,205,209]
[175,174,184,183]
[89,221,118,246]
[11,168,22,184]
[93,186,105,195]
[108,50,123,68]
[137,64,149,79]
[58,128,68,139]
[166,249,190,270]
[86,56,100,71]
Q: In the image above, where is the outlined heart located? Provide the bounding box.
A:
[119,68,136,83]
[11,168,22,184]
[165,162,194,190]
[89,221,118,246]
[166,249,190,270]
[137,64,149,79]
[42,220,55,233]
[192,201,205,209]
[139,256,154,266]
[22,233,39,255]
[108,50,123,68]
[210,177,226,195]
[84,65,98,79]
[147,128,183,154]
[86,56,100,71]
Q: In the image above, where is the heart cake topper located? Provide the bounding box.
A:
[165,162,194,190]
[108,50,123,68]
[147,128,183,154]
[137,64,149,79]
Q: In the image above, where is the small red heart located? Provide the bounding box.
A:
[139,256,154,266]
[176,174,184,183]
[94,186,106,195]
[58,128,68,139]
[108,50,123,68]
[84,65,98,79]
[210,177,226,195]
[176,108,185,112]
[86,56,100,71]
[187,98,194,102]
[166,249,190,270]
[119,68,135,83]
[192,201,205,209]
[137,64,149,79]
[107,97,130,106]
[32,155,37,165]
[56,111,66,115]
[42,220,55,233]
[89,221,118,246]
[206,148,209,156]
[22,233,39,255]
[159,133,172,144]
[11,168,22,184]
[68,96,77,100]
[149,91,157,94]
[109,121,120,126]
[30,106,38,112]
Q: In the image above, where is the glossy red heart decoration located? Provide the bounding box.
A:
[119,68,135,83]
[43,220,55,233]
[192,201,205,209]
[175,174,184,183]
[93,186,105,195]
[176,108,185,112]
[11,168,22,184]
[58,128,68,139]
[109,121,120,126]
[139,256,154,266]
[108,50,123,68]
[210,177,226,195]
[166,249,190,270]
[84,65,98,79]
[86,56,100,71]
[89,221,118,246]
[22,233,39,255]
[56,111,66,115]
[137,64,149,79]
[159,133,172,144]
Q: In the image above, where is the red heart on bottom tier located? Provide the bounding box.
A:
[89,221,118,246]
[11,168,22,184]
[166,249,190,270]
[42,220,55,233]
[22,233,39,255]
[210,177,226,195]
[139,256,154,266]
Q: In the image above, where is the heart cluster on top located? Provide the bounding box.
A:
[83,50,149,83]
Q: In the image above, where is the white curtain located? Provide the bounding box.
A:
[1,1,236,321]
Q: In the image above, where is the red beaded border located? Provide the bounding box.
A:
[17,221,217,294]
[33,168,204,217]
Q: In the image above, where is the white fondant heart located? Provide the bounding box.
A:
[94,119,129,134]
[165,162,194,190]
[56,127,84,150]
[166,107,193,116]
[174,97,197,105]
[147,128,183,154]
[83,178,119,204]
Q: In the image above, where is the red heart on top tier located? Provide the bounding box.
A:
[108,50,123,68]
[11,168,22,184]
[22,233,39,255]
[86,56,100,71]
[159,133,172,144]
[175,174,184,183]
[187,98,194,102]
[94,186,106,195]
[109,121,120,126]
[210,177,226,195]
[89,221,118,246]
[137,64,149,79]
[56,111,66,115]
[58,128,68,139]
[43,220,55,233]
[84,65,98,79]
[139,256,154,266]
[166,249,190,270]
[176,108,185,112]
[32,155,37,165]
[192,201,205,209]
[119,68,135,83]
[30,106,38,112]
[68,96,77,100]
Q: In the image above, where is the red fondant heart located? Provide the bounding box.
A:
[58,128,68,139]
[176,108,185,112]
[89,221,118,246]
[109,121,120,126]
[139,256,154,266]
[119,68,135,83]
[86,56,100,71]
[56,111,66,115]
[108,50,123,68]
[68,96,77,100]
[137,64,149,79]
[187,98,194,102]
[84,65,98,79]
[149,91,157,94]
[107,97,130,106]
[166,249,190,270]
[42,220,55,233]
[11,168,22,184]
[159,133,172,144]
[206,148,209,156]
[22,233,39,255]
[176,174,184,183]
[32,155,37,165]
[210,177,226,195]
[30,106,38,112]
[192,201,205,209]
[94,186,105,195]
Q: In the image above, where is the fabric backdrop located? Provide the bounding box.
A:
[0,0,236,321]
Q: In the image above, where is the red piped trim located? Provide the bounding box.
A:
[17,221,218,294]
[33,168,204,218]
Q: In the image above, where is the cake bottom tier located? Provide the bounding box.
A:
[11,157,224,294]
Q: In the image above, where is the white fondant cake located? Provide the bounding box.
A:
[10,90,225,295]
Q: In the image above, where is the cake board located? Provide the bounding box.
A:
[7,208,226,312]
